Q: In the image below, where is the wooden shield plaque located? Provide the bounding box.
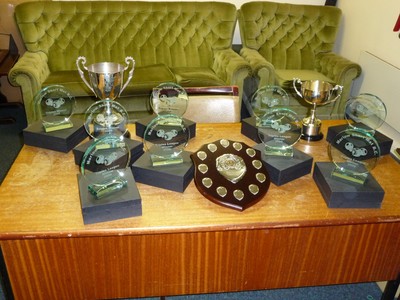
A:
[191,139,270,211]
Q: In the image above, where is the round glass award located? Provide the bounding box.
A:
[258,108,302,157]
[328,129,380,184]
[250,85,290,120]
[143,114,190,166]
[84,99,129,139]
[81,135,131,199]
[34,85,75,132]
[345,93,387,133]
[150,82,188,116]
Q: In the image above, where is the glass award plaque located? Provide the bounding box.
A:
[34,85,75,132]
[84,99,129,139]
[250,85,290,122]
[258,108,302,157]
[328,129,380,185]
[80,135,131,199]
[345,93,387,134]
[151,82,189,117]
[143,114,190,166]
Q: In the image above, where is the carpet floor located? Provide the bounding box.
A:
[0,113,389,300]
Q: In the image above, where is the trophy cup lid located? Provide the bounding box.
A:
[34,85,75,129]
[250,85,290,118]
[345,93,387,132]
[150,82,188,117]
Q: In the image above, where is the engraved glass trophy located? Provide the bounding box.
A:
[254,107,313,185]
[34,85,75,132]
[84,99,129,139]
[77,56,135,137]
[345,93,387,134]
[143,114,190,166]
[250,85,290,126]
[328,129,380,185]
[242,85,290,143]
[151,82,189,117]
[80,135,131,199]
[293,78,343,141]
[258,107,302,157]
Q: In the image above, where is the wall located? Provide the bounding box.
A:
[336,0,400,153]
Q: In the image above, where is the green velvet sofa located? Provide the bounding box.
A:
[238,1,362,119]
[9,1,251,124]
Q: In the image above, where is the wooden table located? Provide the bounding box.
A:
[0,121,399,300]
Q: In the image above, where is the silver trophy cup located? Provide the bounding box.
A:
[293,78,342,141]
[76,56,135,100]
[77,56,135,138]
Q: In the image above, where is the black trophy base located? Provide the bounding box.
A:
[313,162,385,208]
[254,144,313,186]
[135,115,196,139]
[240,116,261,143]
[78,171,142,225]
[131,151,194,192]
[326,124,393,156]
[23,117,87,153]
[73,138,144,166]
[301,132,324,142]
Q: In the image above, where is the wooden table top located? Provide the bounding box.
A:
[1,120,399,239]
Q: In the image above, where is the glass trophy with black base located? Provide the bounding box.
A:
[132,114,194,192]
[293,78,343,141]
[74,99,144,170]
[135,82,196,139]
[241,85,290,142]
[77,135,142,224]
[327,93,393,155]
[313,128,384,208]
[22,85,87,152]
[252,107,313,186]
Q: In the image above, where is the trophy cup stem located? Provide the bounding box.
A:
[309,103,317,124]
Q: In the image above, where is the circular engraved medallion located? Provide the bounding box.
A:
[250,85,289,118]
[143,114,190,166]
[258,107,302,157]
[191,139,270,211]
[345,93,387,133]
[151,82,188,116]
[84,100,129,139]
[328,129,380,184]
[80,135,131,199]
[34,85,75,131]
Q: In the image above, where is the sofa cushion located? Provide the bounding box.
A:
[43,64,176,97]
[172,67,226,87]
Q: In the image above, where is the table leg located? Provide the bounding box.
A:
[381,272,400,300]
[0,246,13,300]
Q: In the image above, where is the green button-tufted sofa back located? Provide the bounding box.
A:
[15,1,237,72]
[238,2,341,70]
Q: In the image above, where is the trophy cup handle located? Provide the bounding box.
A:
[120,56,136,95]
[329,84,344,103]
[293,78,303,98]
[76,56,95,94]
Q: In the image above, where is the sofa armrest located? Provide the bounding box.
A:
[8,51,50,124]
[239,47,275,87]
[212,49,251,108]
[316,52,362,117]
